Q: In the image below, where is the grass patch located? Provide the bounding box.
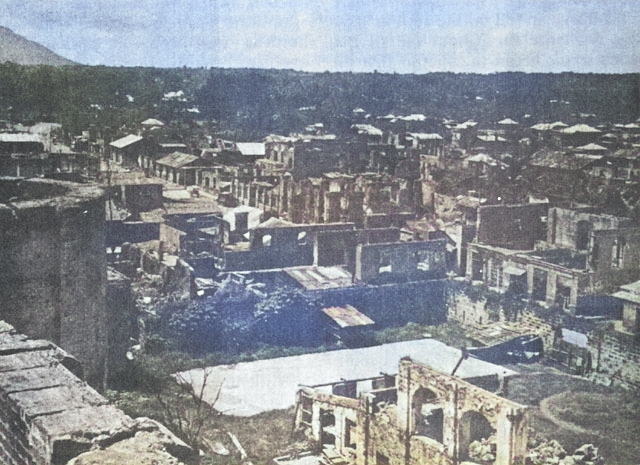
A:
[373,321,476,347]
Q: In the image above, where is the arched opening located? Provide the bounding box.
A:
[411,387,443,443]
[459,411,496,463]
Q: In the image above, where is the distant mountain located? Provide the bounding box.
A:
[0,26,75,66]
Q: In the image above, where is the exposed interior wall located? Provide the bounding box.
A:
[547,208,629,249]
[476,203,548,250]
[355,240,447,283]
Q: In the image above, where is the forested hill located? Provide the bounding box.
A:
[0,63,638,137]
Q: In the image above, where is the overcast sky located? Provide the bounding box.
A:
[1,0,639,73]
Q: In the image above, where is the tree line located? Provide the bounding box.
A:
[0,62,639,137]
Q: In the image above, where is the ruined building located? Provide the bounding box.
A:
[0,178,108,387]
[466,203,640,309]
[296,357,528,465]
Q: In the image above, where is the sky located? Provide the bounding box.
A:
[1,0,639,73]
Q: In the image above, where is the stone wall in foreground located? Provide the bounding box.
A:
[0,321,195,465]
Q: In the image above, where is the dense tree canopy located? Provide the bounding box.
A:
[0,63,638,138]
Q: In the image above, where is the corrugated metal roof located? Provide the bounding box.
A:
[285,266,354,290]
[155,151,199,168]
[321,305,374,328]
[109,134,143,149]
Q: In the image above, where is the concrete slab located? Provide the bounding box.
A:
[176,339,517,417]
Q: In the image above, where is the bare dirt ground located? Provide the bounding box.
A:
[506,363,640,465]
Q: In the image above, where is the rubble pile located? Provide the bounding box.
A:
[468,435,497,463]
[526,440,605,465]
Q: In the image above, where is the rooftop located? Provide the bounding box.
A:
[286,266,355,291]
[236,142,266,156]
[321,305,375,328]
[176,339,518,416]
[561,124,601,134]
[155,151,200,168]
[109,134,144,149]
[0,133,43,143]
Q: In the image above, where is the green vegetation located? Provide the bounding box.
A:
[373,321,475,348]
[1,63,639,139]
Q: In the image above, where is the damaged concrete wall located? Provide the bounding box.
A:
[355,239,447,283]
[477,203,548,250]
[224,223,355,272]
[0,322,194,465]
[547,208,631,250]
[296,359,528,465]
[106,268,138,385]
[589,228,640,280]
[588,330,640,389]
[0,178,107,388]
[394,360,528,465]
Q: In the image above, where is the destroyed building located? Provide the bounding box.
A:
[466,203,640,309]
[0,178,108,387]
[295,357,528,465]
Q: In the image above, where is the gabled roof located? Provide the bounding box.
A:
[576,143,607,152]
[141,118,164,126]
[155,151,199,168]
[465,153,499,165]
[454,120,478,130]
[109,134,143,149]
[561,124,601,134]
[235,142,265,156]
[498,118,518,125]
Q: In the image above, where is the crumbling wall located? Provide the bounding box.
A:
[477,203,548,250]
[590,228,640,280]
[396,360,528,465]
[548,208,630,249]
[355,239,447,283]
[297,360,528,465]
[588,330,640,389]
[106,268,138,385]
[0,322,194,465]
[0,178,107,388]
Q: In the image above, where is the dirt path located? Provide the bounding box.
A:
[538,391,599,437]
